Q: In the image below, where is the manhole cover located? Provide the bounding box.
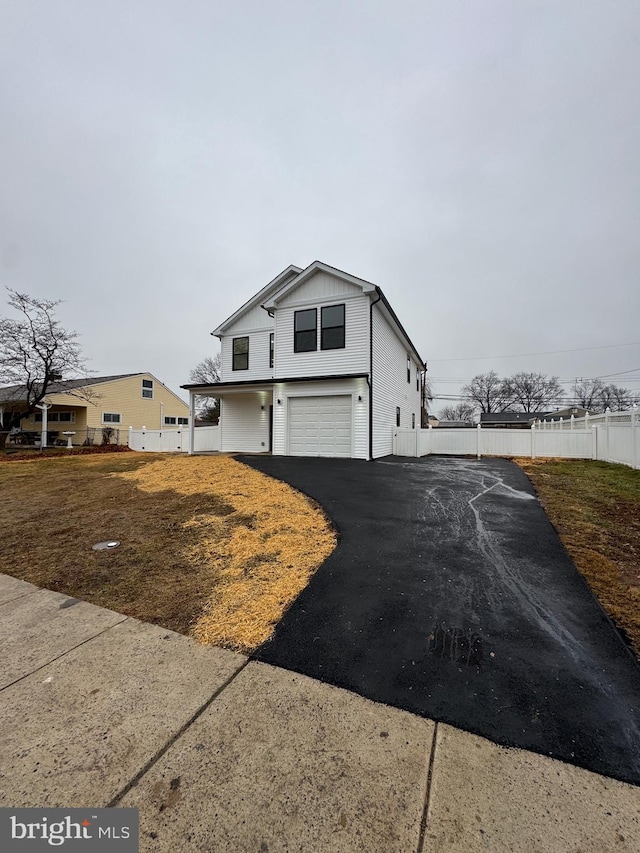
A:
[92,541,120,551]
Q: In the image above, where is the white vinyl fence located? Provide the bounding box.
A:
[128,426,220,453]
[393,407,639,470]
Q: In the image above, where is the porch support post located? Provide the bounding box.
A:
[188,391,196,455]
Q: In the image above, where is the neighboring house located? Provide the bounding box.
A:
[539,406,590,422]
[480,411,553,428]
[0,373,189,444]
[434,420,475,429]
[184,261,426,459]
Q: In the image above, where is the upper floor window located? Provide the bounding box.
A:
[294,309,317,352]
[142,379,154,399]
[233,336,249,370]
[321,304,345,350]
[407,355,411,383]
[416,369,420,391]
[269,333,274,368]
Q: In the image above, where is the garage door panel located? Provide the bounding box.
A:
[288,395,352,457]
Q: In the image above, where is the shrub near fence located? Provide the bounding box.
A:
[5,427,121,448]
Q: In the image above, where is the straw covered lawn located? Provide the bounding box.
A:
[117,455,336,651]
[0,453,336,652]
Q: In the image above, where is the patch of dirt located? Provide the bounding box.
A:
[0,453,336,652]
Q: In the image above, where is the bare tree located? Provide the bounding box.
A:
[438,402,476,422]
[571,378,605,410]
[462,371,512,413]
[597,383,635,412]
[503,372,563,413]
[189,354,221,422]
[0,289,89,443]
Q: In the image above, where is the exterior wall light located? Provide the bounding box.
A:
[277,399,282,405]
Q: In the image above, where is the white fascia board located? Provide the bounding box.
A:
[211,265,302,337]
[262,261,377,310]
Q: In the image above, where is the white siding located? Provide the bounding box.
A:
[371,304,421,458]
[220,329,274,382]
[275,294,370,378]
[223,302,274,335]
[220,394,271,452]
[277,271,363,306]
[273,377,369,460]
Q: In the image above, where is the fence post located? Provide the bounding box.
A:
[531,422,536,459]
[633,405,638,470]
[570,415,574,431]
[605,408,610,462]
[477,423,482,460]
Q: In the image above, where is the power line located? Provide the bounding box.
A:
[429,341,640,363]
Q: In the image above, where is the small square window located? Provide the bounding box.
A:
[233,337,249,370]
[178,417,189,425]
[164,416,177,425]
[142,379,154,399]
[294,309,317,352]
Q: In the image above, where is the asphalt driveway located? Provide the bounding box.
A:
[239,455,640,786]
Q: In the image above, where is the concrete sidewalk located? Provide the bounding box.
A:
[1,574,638,852]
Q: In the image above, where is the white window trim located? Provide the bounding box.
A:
[102,412,122,424]
[142,379,154,399]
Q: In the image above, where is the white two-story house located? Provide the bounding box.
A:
[184,261,426,459]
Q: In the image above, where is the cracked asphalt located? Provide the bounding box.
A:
[239,454,640,786]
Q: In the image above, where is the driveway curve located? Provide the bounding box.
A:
[238,455,640,786]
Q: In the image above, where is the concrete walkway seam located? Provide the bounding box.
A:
[0,613,128,693]
[0,589,40,608]
[107,657,251,808]
[417,721,439,853]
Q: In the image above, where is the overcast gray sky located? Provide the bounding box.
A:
[1,0,639,409]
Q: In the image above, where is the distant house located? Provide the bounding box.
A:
[0,373,189,445]
[184,260,426,458]
[435,420,475,429]
[538,406,590,422]
[480,411,553,429]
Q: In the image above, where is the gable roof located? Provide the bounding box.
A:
[211,264,303,337]
[264,260,426,367]
[0,374,143,403]
[262,260,377,308]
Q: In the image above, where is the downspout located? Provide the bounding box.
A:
[369,289,382,460]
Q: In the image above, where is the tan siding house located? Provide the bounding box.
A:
[13,373,189,445]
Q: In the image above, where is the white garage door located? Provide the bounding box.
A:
[288,395,352,457]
